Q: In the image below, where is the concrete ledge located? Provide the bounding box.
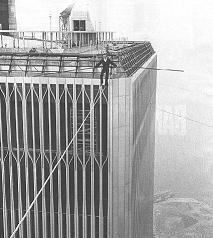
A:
[0,76,100,85]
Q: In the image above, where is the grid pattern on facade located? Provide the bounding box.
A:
[118,42,155,76]
[0,53,119,78]
[0,80,109,238]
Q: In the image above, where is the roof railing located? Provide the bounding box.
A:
[0,30,114,51]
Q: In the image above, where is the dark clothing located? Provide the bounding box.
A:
[95,58,117,71]
[95,58,117,85]
[100,69,109,85]
[29,48,37,53]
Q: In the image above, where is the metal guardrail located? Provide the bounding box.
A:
[0,30,114,50]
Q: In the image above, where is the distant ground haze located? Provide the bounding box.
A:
[154,42,213,207]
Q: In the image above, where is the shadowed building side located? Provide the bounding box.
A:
[0,0,17,30]
[131,56,157,237]
[108,54,157,238]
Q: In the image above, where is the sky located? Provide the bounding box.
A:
[16,0,213,45]
[15,0,213,71]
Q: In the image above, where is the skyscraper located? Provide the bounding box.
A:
[0,6,157,238]
[0,0,17,30]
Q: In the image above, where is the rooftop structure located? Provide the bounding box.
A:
[0,25,157,238]
[0,38,154,78]
[0,29,114,51]
[59,4,94,32]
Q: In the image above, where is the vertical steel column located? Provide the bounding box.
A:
[0,100,8,238]
[99,87,103,238]
[82,85,87,238]
[58,31,61,44]
[17,32,20,48]
[56,82,63,238]
[14,84,24,238]
[22,32,25,49]
[71,32,73,48]
[87,33,89,46]
[30,84,39,237]
[13,36,15,48]
[22,82,31,238]
[82,33,84,46]
[104,32,106,44]
[90,84,95,238]
[65,83,71,238]
[73,82,79,238]
[39,84,47,238]
[56,32,58,45]
[68,32,71,49]
[48,84,55,238]
[0,34,3,47]
[50,32,53,48]
[98,32,101,43]
[107,83,113,238]
[98,32,100,45]
[45,32,47,49]
[42,32,45,49]
[110,32,113,43]
[5,83,16,236]
[79,33,81,51]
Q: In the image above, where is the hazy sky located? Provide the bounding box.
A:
[16,0,213,45]
[16,0,213,73]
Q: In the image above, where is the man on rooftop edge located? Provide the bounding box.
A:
[95,54,117,86]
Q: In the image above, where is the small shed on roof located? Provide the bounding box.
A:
[60,3,94,32]
[71,11,94,31]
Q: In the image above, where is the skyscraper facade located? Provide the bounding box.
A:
[0,1,156,233]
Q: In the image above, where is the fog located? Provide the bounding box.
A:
[16,0,213,205]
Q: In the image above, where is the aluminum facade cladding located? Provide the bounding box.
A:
[0,80,109,238]
[0,42,155,78]
[0,41,157,238]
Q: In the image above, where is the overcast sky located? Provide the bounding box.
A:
[16,0,213,44]
[16,0,213,72]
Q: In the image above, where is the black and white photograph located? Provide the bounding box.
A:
[0,0,213,237]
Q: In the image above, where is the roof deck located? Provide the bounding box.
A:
[0,30,155,78]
